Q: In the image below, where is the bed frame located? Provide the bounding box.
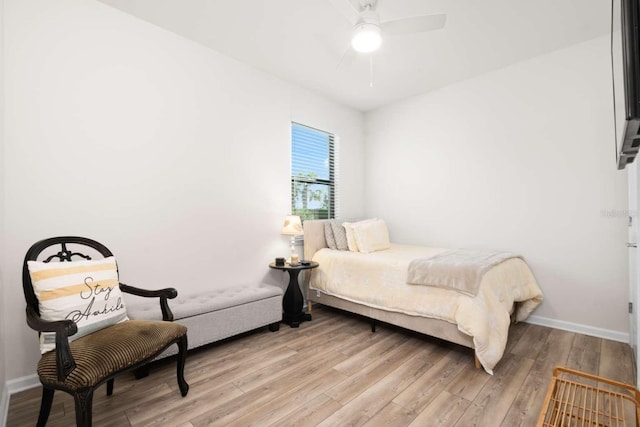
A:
[302,220,479,368]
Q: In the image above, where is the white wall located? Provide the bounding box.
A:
[2,0,364,380]
[365,35,629,335]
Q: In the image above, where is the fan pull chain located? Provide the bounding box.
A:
[369,55,374,87]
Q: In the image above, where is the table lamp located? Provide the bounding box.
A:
[281,215,303,265]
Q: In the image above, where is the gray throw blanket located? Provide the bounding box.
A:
[406,249,522,296]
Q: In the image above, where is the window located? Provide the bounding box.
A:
[291,122,336,221]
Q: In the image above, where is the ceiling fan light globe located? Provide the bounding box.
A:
[351,23,382,53]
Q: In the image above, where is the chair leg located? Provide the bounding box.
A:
[73,388,94,427]
[106,378,114,396]
[176,335,189,397]
[133,365,150,379]
[36,387,54,427]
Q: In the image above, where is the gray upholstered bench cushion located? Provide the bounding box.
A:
[127,283,283,321]
[126,283,283,355]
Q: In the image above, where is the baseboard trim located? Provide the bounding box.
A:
[6,374,39,395]
[1,374,39,426]
[526,315,630,343]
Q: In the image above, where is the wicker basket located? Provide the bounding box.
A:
[537,366,640,427]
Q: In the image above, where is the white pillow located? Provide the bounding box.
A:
[352,219,391,253]
[342,222,360,252]
[343,219,379,252]
[28,256,129,353]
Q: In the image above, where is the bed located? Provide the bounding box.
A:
[303,219,543,374]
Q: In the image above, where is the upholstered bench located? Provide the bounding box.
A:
[126,283,283,358]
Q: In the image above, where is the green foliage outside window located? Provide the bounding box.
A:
[292,172,331,221]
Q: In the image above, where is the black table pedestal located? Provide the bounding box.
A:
[282,268,311,327]
[269,261,319,328]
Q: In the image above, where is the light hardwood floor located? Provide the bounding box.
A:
[6,305,636,427]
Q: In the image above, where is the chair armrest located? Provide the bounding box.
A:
[119,283,178,321]
[26,305,77,381]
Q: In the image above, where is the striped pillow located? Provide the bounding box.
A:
[324,222,337,250]
[330,220,349,251]
[27,256,129,354]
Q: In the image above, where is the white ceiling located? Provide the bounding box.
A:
[97,0,611,112]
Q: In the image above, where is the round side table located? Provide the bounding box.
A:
[269,261,319,327]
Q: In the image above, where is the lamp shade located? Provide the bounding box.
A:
[281,215,303,236]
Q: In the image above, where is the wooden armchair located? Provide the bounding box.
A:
[22,236,189,427]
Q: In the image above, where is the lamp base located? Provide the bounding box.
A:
[289,236,299,265]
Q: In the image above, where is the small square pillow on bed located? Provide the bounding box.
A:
[352,218,391,253]
[27,256,129,353]
[343,219,379,252]
[342,222,360,252]
[330,220,349,251]
[324,222,337,250]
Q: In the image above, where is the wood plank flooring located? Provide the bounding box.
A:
[6,306,636,427]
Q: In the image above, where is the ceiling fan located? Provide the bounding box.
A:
[329,0,447,53]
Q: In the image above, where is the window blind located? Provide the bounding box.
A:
[291,122,336,221]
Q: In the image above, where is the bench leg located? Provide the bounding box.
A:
[134,365,150,379]
[269,322,280,332]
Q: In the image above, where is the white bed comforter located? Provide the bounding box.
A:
[309,244,543,374]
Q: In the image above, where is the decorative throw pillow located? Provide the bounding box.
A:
[342,222,360,252]
[324,222,337,250]
[27,256,129,353]
[330,220,349,251]
[352,219,391,253]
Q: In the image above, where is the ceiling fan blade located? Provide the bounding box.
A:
[381,13,446,35]
[327,0,362,26]
[337,47,357,70]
